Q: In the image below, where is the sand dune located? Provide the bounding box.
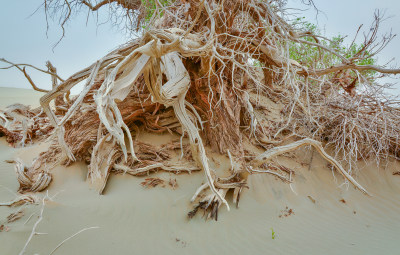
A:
[1,87,400,255]
[0,87,44,109]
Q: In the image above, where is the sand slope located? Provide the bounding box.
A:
[0,87,44,109]
[1,88,400,255]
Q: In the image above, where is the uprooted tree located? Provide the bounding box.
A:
[1,0,400,220]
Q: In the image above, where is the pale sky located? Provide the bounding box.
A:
[0,0,399,94]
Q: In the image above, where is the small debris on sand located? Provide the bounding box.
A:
[141,178,165,188]
[7,209,25,223]
[0,225,10,232]
[169,178,178,189]
[307,196,316,204]
[279,206,295,218]
[175,237,187,247]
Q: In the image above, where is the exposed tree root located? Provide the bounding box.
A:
[113,162,200,176]
[252,138,370,195]
[1,0,400,220]
[0,194,39,207]
[0,104,51,147]
[189,174,247,220]
[7,209,25,223]
[48,226,99,255]
[18,193,48,255]
[14,158,52,193]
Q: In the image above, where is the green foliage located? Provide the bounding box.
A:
[141,0,171,25]
[271,227,276,239]
[253,59,265,68]
[289,17,377,80]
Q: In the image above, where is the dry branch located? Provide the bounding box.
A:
[252,138,370,195]
[300,63,400,76]
[48,226,99,255]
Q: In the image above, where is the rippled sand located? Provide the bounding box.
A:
[1,87,400,255]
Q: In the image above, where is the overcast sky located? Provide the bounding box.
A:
[0,0,399,94]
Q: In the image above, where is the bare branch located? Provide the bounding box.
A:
[0,58,64,82]
[81,0,109,11]
[300,63,400,76]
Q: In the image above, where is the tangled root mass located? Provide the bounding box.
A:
[1,0,400,220]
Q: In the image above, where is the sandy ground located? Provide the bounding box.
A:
[0,87,44,109]
[1,87,400,255]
